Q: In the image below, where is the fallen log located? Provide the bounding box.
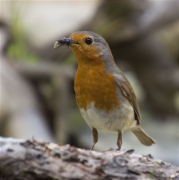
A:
[0,137,178,180]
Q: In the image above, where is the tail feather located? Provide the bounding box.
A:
[131,126,156,146]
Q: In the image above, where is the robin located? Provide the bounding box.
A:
[54,31,156,150]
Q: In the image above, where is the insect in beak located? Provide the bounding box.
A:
[53,37,74,49]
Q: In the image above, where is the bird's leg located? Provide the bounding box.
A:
[117,131,122,150]
[91,128,98,150]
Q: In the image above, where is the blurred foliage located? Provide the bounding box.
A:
[63,53,76,65]
[6,1,39,62]
[7,42,39,62]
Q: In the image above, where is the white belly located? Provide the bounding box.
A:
[80,101,135,133]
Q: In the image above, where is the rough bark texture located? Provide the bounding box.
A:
[0,137,178,180]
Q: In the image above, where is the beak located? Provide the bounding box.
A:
[53,37,76,49]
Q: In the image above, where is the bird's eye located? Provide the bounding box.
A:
[85,38,93,45]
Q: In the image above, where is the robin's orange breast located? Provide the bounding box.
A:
[74,63,120,112]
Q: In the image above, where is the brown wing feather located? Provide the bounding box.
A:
[114,73,141,124]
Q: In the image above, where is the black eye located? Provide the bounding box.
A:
[85,38,93,45]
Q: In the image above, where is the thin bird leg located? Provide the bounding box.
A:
[117,131,122,150]
[91,128,98,150]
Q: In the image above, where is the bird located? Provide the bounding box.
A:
[53,31,156,150]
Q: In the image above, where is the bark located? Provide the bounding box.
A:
[0,137,179,180]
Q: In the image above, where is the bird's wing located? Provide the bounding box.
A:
[114,73,141,124]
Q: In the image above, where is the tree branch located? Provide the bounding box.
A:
[0,137,178,180]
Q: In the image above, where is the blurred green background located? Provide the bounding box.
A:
[0,0,179,165]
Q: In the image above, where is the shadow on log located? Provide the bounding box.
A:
[0,137,178,180]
